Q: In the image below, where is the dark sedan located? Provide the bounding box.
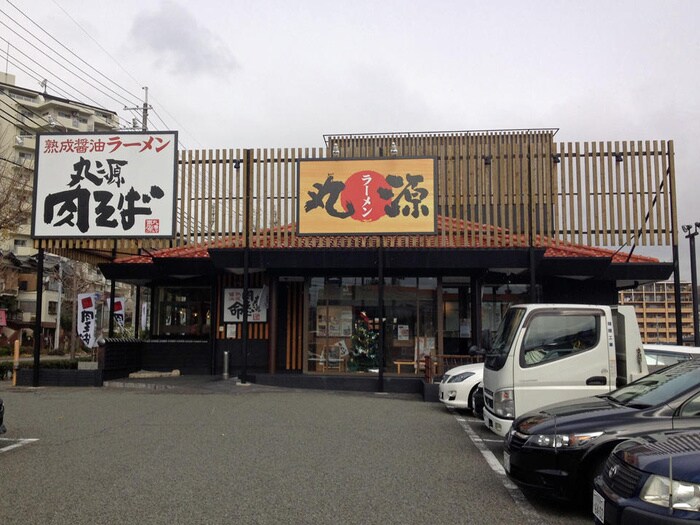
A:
[503,359,700,504]
[593,430,700,523]
[0,397,5,434]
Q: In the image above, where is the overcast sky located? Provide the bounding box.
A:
[3,0,700,278]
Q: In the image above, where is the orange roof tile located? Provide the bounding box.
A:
[115,217,658,265]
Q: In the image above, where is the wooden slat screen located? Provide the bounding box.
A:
[37,132,677,262]
[285,281,304,371]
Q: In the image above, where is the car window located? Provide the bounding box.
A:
[519,313,600,367]
[679,392,700,417]
[645,350,693,372]
[610,361,700,407]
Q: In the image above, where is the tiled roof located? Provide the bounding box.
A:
[115,217,658,265]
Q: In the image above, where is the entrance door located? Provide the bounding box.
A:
[383,278,437,375]
[442,284,472,355]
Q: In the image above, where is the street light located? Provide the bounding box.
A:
[682,222,700,346]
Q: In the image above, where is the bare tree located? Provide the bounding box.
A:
[0,135,34,240]
[48,260,102,359]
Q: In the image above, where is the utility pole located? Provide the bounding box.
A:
[124,87,152,131]
[683,223,700,346]
[53,259,62,351]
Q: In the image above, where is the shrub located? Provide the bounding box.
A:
[0,362,12,380]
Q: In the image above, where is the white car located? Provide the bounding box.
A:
[643,344,700,372]
[438,363,483,411]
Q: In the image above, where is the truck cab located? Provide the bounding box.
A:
[482,304,647,436]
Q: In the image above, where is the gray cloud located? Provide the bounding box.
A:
[129,1,238,77]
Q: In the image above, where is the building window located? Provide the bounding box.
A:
[307,277,438,374]
[13,239,27,247]
[9,92,35,103]
[48,301,58,315]
[154,287,210,338]
[19,300,36,312]
[18,280,28,291]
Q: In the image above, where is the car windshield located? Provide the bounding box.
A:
[608,360,700,407]
[485,307,525,371]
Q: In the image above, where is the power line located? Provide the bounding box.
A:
[0,20,135,110]
[0,9,137,108]
[0,37,104,106]
[0,46,133,130]
[0,105,24,127]
[0,155,25,168]
[48,0,143,88]
[40,0,187,141]
[4,0,142,104]
[0,93,52,130]
[1,1,198,147]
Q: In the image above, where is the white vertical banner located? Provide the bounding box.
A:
[140,302,149,331]
[259,285,269,309]
[112,297,126,329]
[77,292,98,348]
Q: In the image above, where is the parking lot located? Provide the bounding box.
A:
[0,380,591,525]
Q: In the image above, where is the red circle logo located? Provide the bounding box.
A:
[340,170,392,222]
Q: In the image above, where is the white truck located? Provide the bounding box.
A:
[482,304,648,436]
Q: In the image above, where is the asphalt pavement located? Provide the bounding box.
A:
[0,377,590,525]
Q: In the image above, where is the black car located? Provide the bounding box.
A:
[0,397,5,434]
[503,359,700,503]
[593,430,700,523]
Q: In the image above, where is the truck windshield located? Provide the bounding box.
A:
[485,307,525,371]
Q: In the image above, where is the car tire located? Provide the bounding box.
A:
[580,450,611,507]
[470,385,483,418]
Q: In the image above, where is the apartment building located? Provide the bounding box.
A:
[0,73,123,346]
[619,281,695,344]
[0,71,120,253]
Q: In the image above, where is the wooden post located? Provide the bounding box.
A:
[12,340,19,386]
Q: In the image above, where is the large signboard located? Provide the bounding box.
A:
[297,158,437,235]
[32,131,178,238]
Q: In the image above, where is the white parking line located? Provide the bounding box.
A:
[454,414,547,525]
[0,438,39,453]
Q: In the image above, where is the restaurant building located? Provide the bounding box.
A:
[35,129,679,391]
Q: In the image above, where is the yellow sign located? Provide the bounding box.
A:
[298,158,436,235]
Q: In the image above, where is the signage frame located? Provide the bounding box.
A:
[296,156,438,236]
[32,130,178,239]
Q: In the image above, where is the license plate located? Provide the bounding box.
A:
[503,451,510,474]
[592,489,605,523]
